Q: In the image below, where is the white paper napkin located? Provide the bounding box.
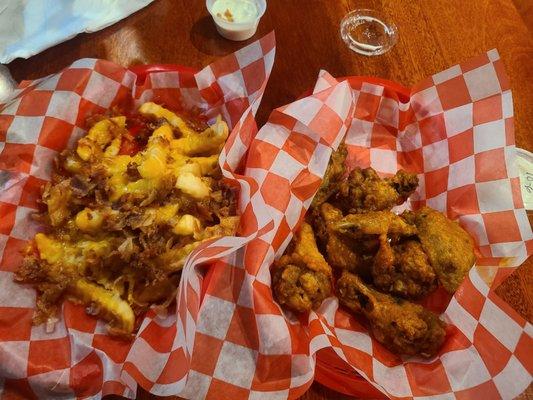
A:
[0,0,154,63]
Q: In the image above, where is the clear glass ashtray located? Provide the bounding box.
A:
[340,9,398,56]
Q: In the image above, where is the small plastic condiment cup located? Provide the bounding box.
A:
[206,0,267,41]
[340,9,398,56]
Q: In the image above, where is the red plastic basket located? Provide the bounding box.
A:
[128,63,197,84]
[130,65,409,398]
[299,75,410,102]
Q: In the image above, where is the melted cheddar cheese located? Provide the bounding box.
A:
[85,115,228,203]
[19,102,237,336]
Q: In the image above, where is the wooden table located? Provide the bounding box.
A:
[7,0,532,398]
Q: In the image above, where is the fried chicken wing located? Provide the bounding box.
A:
[404,207,475,293]
[267,147,467,358]
[391,170,420,199]
[292,222,332,275]
[336,271,446,357]
[311,144,347,209]
[325,234,361,272]
[272,222,332,312]
[311,203,361,273]
[372,236,437,299]
[272,262,331,313]
[333,211,417,239]
[333,167,418,213]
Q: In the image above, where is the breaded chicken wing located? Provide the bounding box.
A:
[311,144,347,209]
[403,207,475,293]
[391,169,420,199]
[333,167,418,213]
[372,235,437,299]
[336,271,446,357]
[272,222,332,312]
[333,211,417,239]
[311,203,360,272]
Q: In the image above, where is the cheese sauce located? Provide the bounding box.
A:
[211,0,258,23]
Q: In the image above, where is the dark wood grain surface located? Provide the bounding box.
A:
[513,0,533,32]
[7,0,532,398]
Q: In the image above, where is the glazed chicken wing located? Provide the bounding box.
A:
[333,167,418,213]
[403,207,475,293]
[272,222,332,312]
[372,235,437,299]
[336,271,446,357]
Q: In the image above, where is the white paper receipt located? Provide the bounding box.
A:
[516,148,533,210]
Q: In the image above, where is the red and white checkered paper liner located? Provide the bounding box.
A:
[0,43,531,400]
[300,53,533,399]
[176,51,532,400]
[0,33,279,399]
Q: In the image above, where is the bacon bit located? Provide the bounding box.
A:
[128,124,142,137]
[119,123,144,155]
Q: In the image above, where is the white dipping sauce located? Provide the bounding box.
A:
[211,0,258,23]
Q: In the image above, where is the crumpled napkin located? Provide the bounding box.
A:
[0,0,154,63]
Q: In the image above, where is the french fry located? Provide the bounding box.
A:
[17,103,238,336]
[139,102,197,137]
[70,280,135,334]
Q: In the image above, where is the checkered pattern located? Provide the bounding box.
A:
[0,32,277,399]
[176,73,354,399]
[1,44,531,400]
[175,51,530,400]
[309,50,531,399]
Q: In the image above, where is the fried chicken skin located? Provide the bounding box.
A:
[311,144,347,209]
[272,222,332,312]
[372,236,437,299]
[336,271,446,358]
[333,211,417,239]
[333,167,418,213]
[402,207,475,293]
